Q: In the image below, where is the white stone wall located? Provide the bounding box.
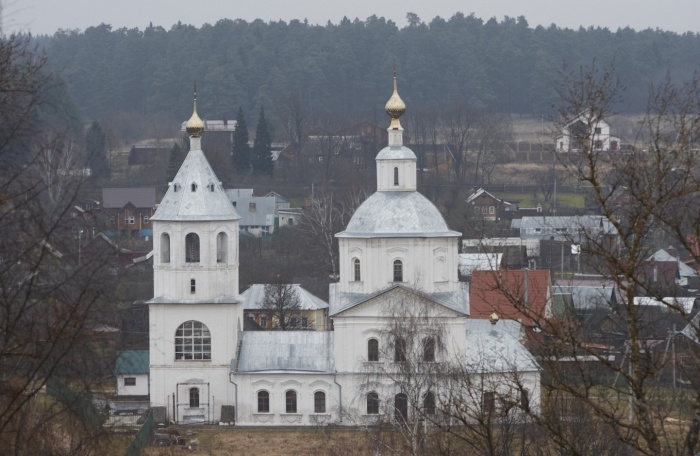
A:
[376,159,417,192]
[339,236,459,294]
[116,374,149,396]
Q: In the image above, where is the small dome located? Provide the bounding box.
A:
[339,192,457,237]
[186,91,204,138]
[376,145,416,160]
[385,71,406,130]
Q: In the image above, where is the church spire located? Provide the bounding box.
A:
[385,62,406,148]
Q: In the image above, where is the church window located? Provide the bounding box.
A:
[285,390,297,413]
[394,337,407,362]
[424,391,436,415]
[174,320,211,360]
[353,258,361,281]
[394,393,408,422]
[482,391,495,415]
[217,232,228,263]
[257,391,270,413]
[314,391,326,413]
[191,182,197,192]
[393,260,403,282]
[189,388,200,407]
[368,338,379,362]
[190,279,196,294]
[423,337,436,362]
[161,233,170,263]
[366,392,379,415]
[394,167,399,185]
[207,183,215,192]
[185,233,200,263]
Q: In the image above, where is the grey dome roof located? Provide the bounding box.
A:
[337,191,460,238]
[151,149,240,221]
[375,145,416,160]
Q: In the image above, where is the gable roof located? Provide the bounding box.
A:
[647,249,698,278]
[329,282,469,317]
[239,284,329,310]
[553,279,620,310]
[233,331,335,373]
[103,188,156,209]
[466,188,512,206]
[470,269,551,327]
[224,191,276,226]
[151,149,239,222]
[115,350,149,375]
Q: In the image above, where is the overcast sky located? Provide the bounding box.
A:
[7,0,700,36]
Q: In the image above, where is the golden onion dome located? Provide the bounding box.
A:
[385,66,406,130]
[185,88,204,138]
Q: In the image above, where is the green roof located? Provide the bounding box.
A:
[115,350,149,375]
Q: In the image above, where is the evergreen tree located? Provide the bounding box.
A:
[231,106,250,173]
[85,120,109,179]
[166,142,185,183]
[252,107,273,176]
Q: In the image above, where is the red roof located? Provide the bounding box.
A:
[470,269,551,327]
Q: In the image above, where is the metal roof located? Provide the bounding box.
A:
[328,282,469,317]
[225,191,276,227]
[337,191,460,238]
[463,326,539,373]
[647,249,698,277]
[553,280,618,310]
[240,284,329,310]
[233,331,335,373]
[375,145,416,160]
[151,149,239,222]
[115,350,149,375]
[103,187,156,209]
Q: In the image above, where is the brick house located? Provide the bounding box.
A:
[102,188,156,237]
[466,188,514,221]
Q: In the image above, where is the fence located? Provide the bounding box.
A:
[124,409,154,456]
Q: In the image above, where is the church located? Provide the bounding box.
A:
[146,75,540,425]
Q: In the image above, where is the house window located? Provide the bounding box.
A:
[482,391,495,415]
[368,338,379,362]
[249,202,256,212]
[481,206,487,214]
[301,317,308,328]
[520,389,530,411]
[125,216,135,225]
[190,279,196,294]
[314,391,326,413]
[185,233,200,262]
[394,167,399,185]
[474,206,481,214]
[217,232,228,263]
[423,337,435,362]
[394,393,408,422]
[143,215,150,224]
[424,391,436,415]
[489,206,495,214]
[393,260,403,282]
[124,377,136,386]
[174,320,211,360]
[594,127,602,134]
[257,391,269,413]
[286,390,297,413]
[260,314,267,328]
[189,388,200,407]
[288,218,294,226]
[366,392,379,415]
[353,258,361,281]
[161,233,170,263]
[395,337,406,362]
[594,139,603,149]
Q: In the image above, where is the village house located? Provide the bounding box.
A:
[102,187,156,238]
[466,188,515,221]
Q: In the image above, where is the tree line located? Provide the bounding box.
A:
[35,13,700,124]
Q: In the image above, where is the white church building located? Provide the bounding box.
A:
[147,78,540,425]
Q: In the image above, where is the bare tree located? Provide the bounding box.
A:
[262,283,302,330]
[442,102,477,183]
[473,109,514,185]
[30,130,83,206]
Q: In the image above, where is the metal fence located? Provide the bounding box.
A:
[124,409,153,456]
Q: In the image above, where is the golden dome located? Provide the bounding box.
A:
[185,88,204,138]
[385,66,406,130]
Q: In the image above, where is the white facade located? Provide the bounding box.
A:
[147,88,540,426]
[556,114,621,152]
[116,374,149,396]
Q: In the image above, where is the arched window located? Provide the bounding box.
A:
[217,232,228,263]
[189,388,200,407]
[257,390,269,413]
[185,233,200,263]
[285,390,297,413]
[423,337,435,362]
[314,391,326,413]
[353,258,361,281]
[174,320,211,360]
[393,260,403,282]
[423,391,436,415]
[366,392,379,415]
[394,393,408,422]
[394,337,406,362]
[191,182,198,192]
[367,338,379,362]
[394,167,399,185]
[160,233,170,263]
